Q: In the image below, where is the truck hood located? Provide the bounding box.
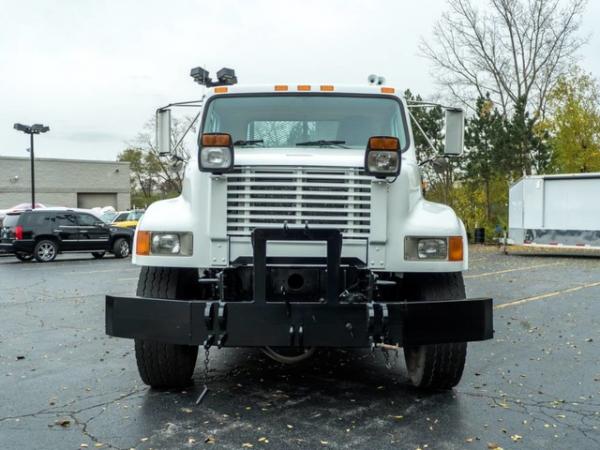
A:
[233,147,365,168]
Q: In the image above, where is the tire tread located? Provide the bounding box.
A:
[134,266,198,388]
[404,272,468,390]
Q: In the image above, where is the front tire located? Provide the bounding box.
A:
[34,239,58,263]
[134,267,199,388]
[403,273,467,390]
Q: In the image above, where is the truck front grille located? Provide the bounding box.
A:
[225,168,372,239]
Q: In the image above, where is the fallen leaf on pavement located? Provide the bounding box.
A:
[55,418,71,427]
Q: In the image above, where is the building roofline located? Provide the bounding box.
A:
[0,155,130,166]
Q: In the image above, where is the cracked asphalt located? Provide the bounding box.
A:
[1,247,599,450]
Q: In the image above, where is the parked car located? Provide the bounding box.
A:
[0,208,134,262]
[101,209,145,229]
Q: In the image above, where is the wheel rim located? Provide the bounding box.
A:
[37,242,56,261]
[119,240,130,257]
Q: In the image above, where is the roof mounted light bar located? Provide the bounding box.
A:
[190,66,238,87]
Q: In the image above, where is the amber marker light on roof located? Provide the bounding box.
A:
[380,87,395,94]
[320,85,334,91]
[214,86,229,93]
[274,85,289,91]
[297,85,311,91]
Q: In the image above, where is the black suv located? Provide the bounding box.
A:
[0,209,134,262]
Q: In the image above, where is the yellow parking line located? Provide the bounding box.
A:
[495,280,600,310]
[465,261,562,279]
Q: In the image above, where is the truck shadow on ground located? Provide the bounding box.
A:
[134,348,465,446]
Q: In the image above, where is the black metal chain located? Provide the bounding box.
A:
[195,346,211,405]
[204,346,210,382]
[382,348,392,369]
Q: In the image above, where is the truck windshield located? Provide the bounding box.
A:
[202,95,408,150]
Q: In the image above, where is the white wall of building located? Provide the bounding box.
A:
[0,156,130,210]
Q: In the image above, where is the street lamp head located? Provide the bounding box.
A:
[14,123,49,134]
[31,124,50,134]
[14,123,31,133]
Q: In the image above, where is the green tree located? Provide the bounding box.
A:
[502,97,551,177]
[545,69,600,173]
[464,95,505,222]
[403,89,460,206]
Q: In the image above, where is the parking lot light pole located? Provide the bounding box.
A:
[13,123,50,210]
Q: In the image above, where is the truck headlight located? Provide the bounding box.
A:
[404,236,463,261]
[417,238,447,259]
[199,133,234,173]
[136,231,193,256]
[364,136,401,178]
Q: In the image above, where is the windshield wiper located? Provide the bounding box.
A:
[295,140,348,148]
[233,139,264,147]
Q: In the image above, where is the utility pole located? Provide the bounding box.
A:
[30,133,35,208]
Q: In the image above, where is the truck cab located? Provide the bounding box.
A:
[106,69,493,390]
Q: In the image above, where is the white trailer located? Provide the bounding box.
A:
[509,173,600,248]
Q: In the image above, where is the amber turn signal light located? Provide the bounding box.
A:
[201,133,232,147]
[136,231,151,256]
[448,236,464,261]
[368,136,400,151]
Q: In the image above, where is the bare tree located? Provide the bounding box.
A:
[421,0,587,117]
[136,115,197,193]
[119,115,197,199]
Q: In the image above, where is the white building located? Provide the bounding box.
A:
[0,156,130,210]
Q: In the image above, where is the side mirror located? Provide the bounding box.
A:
[156,109,172,156]
[444,109,464,155]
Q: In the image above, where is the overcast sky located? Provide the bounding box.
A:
[1,0,599,161]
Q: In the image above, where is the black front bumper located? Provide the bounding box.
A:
[106,295,493,348]
[106,227,493,348]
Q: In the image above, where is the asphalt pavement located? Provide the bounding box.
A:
[1,248,599,449]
